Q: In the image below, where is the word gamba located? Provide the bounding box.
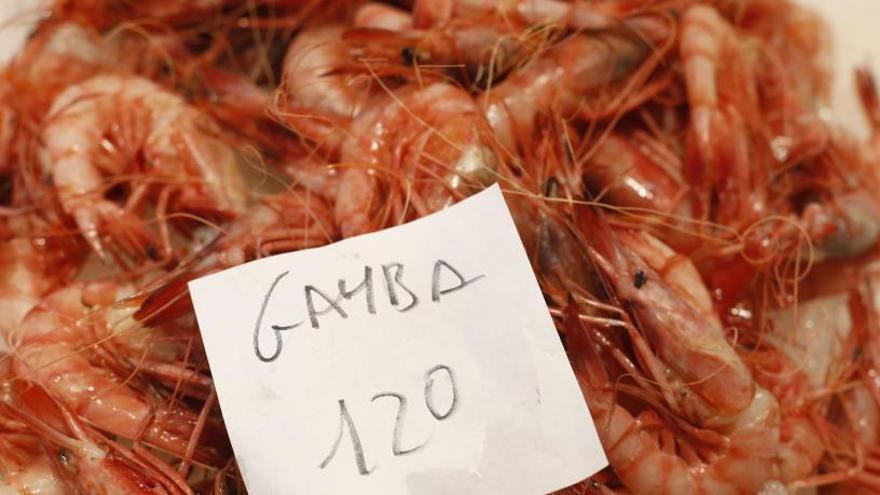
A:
[253,259,485,362]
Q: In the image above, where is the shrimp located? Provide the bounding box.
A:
[681,4,761,226]
[494,121,606,307]
[720,0,832,100]
[11,282,227,463]
[336,81,499,237]
[583,132,690,216]
[42,75,248,264]
[800,189,880,260]
[52,0,228,28]
[746,15,830,168]
[757,290,880,488]
[0,21,115,196]
[783,71,880,260]
[482,15,672,154]
[9,20,114,116]
[347,0,563,91]
[0,215,83,347]
[563,307,782,495]
[747,347,828,485]
[574,207,755,421]
[354,2,414,31]
[596,216,853,485]
[4,383,192,494]
[275,18,501,210]
[412,0,643,31]
[832,263,880,493]
[781,118,880,262]
[0,241,54,345]
[739,132,880,271]
[345,12,533,88]
[560,254,851,493]
[273,25,377,153]
[0,409,67,495]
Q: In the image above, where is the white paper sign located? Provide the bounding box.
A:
[189,185,607,494]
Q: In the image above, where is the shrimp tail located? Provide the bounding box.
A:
[75,202,158,263]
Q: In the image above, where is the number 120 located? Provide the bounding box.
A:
[318,364,458,475]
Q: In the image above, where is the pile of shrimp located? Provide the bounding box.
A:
[1,0,880,493]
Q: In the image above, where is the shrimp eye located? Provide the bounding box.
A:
[145,243,158,260]
[542,177,559,197]
[633,270,648,289]
[401,46,417,66]
[57,447,71,465]
[0,177,11,205]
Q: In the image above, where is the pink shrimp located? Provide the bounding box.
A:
[0,214,84,345]
[780,116,880,262]
[0,240,56,343]
[740,133,880,267]
[681,4,762,226]
[574,207,755,419]
[354,2,414,31]
[745,348,828,485]
[365,2,610,99]
[9,20,114,116]
[482,14,672,154]
[750,31,829,168]
[53,0,234,28]
[835,263,880,493]
[0,409,67,495]
[583,132,690,216]
[344,12,532,88]
[720,0,832,101]
[412,0,644,31]
[784,71,880,260]
[563,307,781,495]
[559,254,845,493]
[4,383,192,494]
[801,189,880,260]
[756,289,880,488]
[11,282,226,464]
[273,25,376,153]
[275,17,505,218]
[336,81,499,237]
[42,75,248,265]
